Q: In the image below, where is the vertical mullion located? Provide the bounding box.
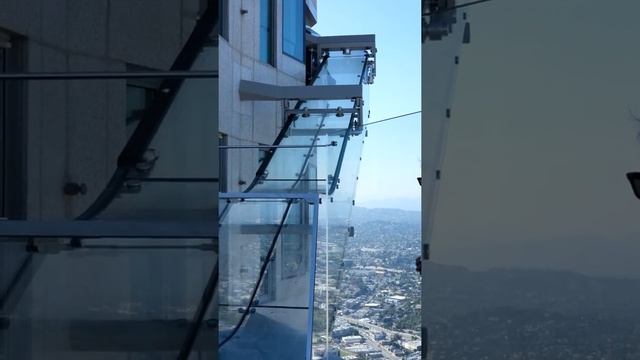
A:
[260,0,274,65]
[270,0,275,65]
[0,47,6,217]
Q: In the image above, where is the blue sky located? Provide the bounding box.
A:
[314,0,422,211]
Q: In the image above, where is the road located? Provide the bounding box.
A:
[338,315,420,341]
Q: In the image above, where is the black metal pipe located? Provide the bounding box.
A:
[0,71,218,81]
[176,264,219,360]
[218,200,293,348]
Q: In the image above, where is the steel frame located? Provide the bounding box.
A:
[0,70,218,81]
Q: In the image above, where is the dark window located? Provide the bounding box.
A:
[282,0,304,62]
[258,144,269,163]
[0,45,6,217]
[125,82,156,140]
[219,132,228,192]
[126,85,155,127]
[0,32,25,220]
[219,0,229,40]
[259,0,274,64]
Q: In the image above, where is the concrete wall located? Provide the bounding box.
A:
[218,0,307,192]
[0,0,203,219]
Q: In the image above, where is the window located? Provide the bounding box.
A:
[0,31,25,220]
[259,0,274,64]
[219,133,228,192]
[125,81,157,138]
[218,0,229,40]
[0,44,6,217]
[258,144,269,164]
[281,203,308,279]
[282,0,304,61]
[126,85,155,126]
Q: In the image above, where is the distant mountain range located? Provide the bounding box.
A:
[347,207,640,359]
[423,262,640,320]
[350,206,640,318]
[351,206,421,225]
[355,198,421,212]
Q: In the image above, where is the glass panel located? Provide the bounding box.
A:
[126,85,155,126]
[1,238,216,359]
[93,44,219,221]
[242,50,370,194]
[137,47,218,180]
[314,51,368,86]
[282,0,304,61]
[1,19,218,360]
[219,307,309,360]
[217,48,372,357]
[98,181,217,221]
[260,0,273,64]
[422,10,466,243]
[218,195,317,360]
[421,11,466,357]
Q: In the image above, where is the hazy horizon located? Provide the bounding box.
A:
[352,206,640,280]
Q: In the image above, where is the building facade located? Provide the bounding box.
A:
[217,0,376,359]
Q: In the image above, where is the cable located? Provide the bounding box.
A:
[363,111,422,126]
[176,264,218,360]
[218,200,294,348]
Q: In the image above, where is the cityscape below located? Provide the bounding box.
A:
[330,207,640,359]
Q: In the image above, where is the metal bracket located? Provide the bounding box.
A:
[220,142,337,150]
[0,70,218,81]
[285,107,358,117]
[0,220,217,239]
[239,80,362,101]
[306,34,376,53]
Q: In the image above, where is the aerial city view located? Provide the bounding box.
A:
[329,207,640,360]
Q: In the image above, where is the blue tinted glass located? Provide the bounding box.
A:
[260,0,272,64]
[282,0,304,61]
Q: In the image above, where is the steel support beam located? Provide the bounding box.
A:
[239,80,362,101]
[307,34,376,52]
[0,70,218,81]
[0,220,217,238]
[219,142,336,149]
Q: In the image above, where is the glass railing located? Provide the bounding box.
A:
[244,49,373,195]
[1,237,216,359]
[313,118,367,358]
[422,4,469,356]
[218,193,319,360]
[219,45,374,359]
[422,7,467,245]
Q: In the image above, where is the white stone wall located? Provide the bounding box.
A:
[218,0,307,192]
